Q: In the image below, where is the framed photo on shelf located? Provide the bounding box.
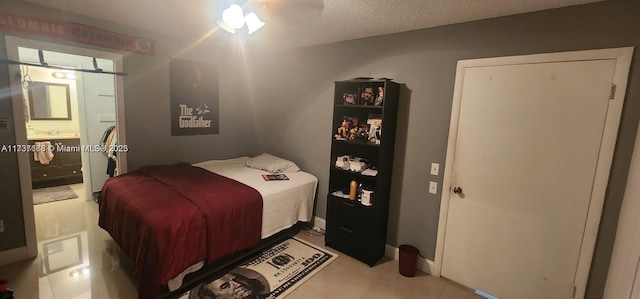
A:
[343,92,358,105]
[360,86,376,106]
[367,114,382,144]
[374,86,384,106]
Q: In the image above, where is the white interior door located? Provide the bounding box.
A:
[441,58,619,298]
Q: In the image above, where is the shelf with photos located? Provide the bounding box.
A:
[335,84,386,107]
[333,114,383,146]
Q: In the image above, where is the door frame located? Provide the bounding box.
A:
[0,35,127,264]
[604,97,640,298]
[433,47,634,298]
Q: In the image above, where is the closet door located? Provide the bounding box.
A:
[438,48,633,299]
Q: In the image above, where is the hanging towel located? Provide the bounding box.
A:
[34,141,54,165]
[23,94,30,121]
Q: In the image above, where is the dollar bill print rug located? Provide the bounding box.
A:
[179,237,338,299]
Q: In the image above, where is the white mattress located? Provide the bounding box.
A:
[168,157,318,291]
[193,156,318,238]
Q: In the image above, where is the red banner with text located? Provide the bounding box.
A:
[0,11,155,55]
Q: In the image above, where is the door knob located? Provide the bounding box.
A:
[453,186,463,194]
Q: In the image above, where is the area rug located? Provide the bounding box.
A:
[179,237,338,299]
[32,185,79,205]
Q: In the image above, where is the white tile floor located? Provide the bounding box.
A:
[0,183,480,298]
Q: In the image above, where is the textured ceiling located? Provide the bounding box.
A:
[21,0,604,50]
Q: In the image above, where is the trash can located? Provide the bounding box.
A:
[398,244,420,277]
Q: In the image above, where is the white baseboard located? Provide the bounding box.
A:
[385,244,435,275]
[0,246,29,266]
[314,217,326,230]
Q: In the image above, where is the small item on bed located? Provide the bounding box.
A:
[262,173,289,181]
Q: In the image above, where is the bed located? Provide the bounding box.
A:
[98,155,317,299]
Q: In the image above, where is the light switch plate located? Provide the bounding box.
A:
[429,181,438,194]
[0,219,4,233]
[430,163,439,176]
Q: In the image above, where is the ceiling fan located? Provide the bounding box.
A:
[216,0,324,34]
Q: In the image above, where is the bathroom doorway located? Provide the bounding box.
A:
[6,35,127,260]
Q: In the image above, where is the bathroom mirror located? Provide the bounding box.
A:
[28,81,71,120]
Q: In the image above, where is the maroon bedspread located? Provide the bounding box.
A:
[98,163,263,298]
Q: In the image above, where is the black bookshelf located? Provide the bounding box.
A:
[325,79,400,266]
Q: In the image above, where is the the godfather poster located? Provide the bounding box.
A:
[170,58,219,136]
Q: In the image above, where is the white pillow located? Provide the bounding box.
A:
[245,153,300,173]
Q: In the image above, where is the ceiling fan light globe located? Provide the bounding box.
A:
[245,12,265,34]
[222,4,245,29]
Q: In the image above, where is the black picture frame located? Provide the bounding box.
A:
[343,92,358,105]
[374,86,384,107]
[28,81,72,120]
[360,86,376,106]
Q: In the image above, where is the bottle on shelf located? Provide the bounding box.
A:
[343,157,350,171]
[349,179,358,201]
[361,185,374,206]
[27,125,35,137]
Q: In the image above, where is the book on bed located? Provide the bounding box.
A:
[262,174,289,181]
